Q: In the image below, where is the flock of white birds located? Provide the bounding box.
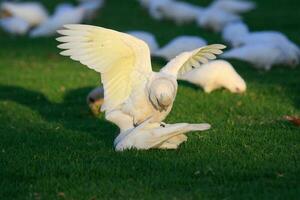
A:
[0,0,104,36]
[1,0,299,151]
[138,0,300,70]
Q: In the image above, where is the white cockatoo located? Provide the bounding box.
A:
[30,4,86,37]
[114,117,211,151]
[221,44,299,70]
[153,36,207,60]
[57,24,225,150]
[179,60,246,93]
[196,8,241,32]
[0,2,48,27]
[0,17,30,35]
[148,0,203,25]
[209,0,256,14]
[222,21,300,53]
[222,21,249,46]
[127,31,159,53]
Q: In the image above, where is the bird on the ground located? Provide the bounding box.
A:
[0,1,48,27]
[114,117,210,151]
[221,44,299,70]
[222,21,300,54]
[30,4,86,37]
[209,0,256,14]
[148,0,203,25]
[0,17,30,35]
[127,31,159,53]
[57,24,225,150]
[222,21,249,47]
[153,36,207,60]
[179,60,246,93]
[196,8,241,32]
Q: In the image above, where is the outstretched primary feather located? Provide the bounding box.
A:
[57,24,152,112]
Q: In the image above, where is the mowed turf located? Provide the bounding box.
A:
[0,0,299,199]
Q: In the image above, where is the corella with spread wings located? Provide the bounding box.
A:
[57,24,225,150]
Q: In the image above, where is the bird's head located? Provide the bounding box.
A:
[149,77,177,112]
[217,62,246,93]
[225,74,247,93]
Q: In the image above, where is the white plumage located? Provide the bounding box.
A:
[153,36,207,60]
[222,21,249,47]
[148,0,203,25]
[233,32,300,63]
[221,21,300,69]
[222,21,300,57]
[114,118,210,151]
[196,8,241,32]
[30,4,85,37]
[57,24,225,150]
[0,17,30,35]
[127,31,159,53]
[179,60,246,93]
[0,2,48,27]
[221,44,298,70]
[209,0,256,14]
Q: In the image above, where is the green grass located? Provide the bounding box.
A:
[0,0,300,199]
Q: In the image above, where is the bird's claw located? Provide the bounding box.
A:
[160,122,166,127]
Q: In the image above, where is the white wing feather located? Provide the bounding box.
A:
[179,44,226,75]
[161,44,226,77]
[57,24,152,112]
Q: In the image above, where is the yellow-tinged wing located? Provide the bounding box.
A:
[179,44,226,75]
[57,24,152,111]
[161,44,226,77]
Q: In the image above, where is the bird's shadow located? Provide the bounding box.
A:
[0,84,118,146]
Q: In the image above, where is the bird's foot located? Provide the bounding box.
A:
[160,122,166,127]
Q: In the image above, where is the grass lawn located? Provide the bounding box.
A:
[0,0,299,199]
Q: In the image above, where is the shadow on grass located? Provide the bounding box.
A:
[0,84,117,145]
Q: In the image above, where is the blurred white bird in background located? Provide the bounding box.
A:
[153,36,207,60]
[221,20,300,69]
[0,16,30,35]
[179,60,246,93]
[221,44,299,70]
[223,21,300,51]
[209,0,256,14]
[222,21,249,46]
[57,24,225,150]
[148,0,203,25]
[0,1,48,27]
[196,8,241,32]
[127,31,159,53]
[30,4,86,37]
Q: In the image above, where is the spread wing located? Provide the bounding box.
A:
[57,24,152,112]
[161,44,226,77]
